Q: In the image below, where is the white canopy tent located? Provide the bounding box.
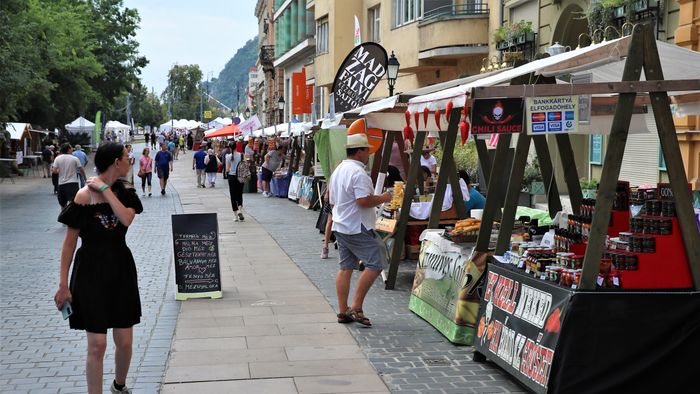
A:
[65,116,95,134]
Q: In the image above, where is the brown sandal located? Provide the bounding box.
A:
[347,308,372,327]
[337,309,353,324]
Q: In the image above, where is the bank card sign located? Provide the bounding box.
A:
[526,96,579,135]
[475,262,572,393]
[331,43,388,113]
[408,238,485,345]
[471,98,524,134]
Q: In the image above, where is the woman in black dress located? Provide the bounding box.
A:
[54,142,143,394]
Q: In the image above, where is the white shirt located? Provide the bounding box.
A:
[226,152,242,176]
[420,154,437,169]
[52,154,82,185]
[329,159,375,235]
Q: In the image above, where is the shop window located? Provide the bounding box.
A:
[368,6,381,42]
[590,134,602,164]
[394,0,422,27]
[316,17,329,55]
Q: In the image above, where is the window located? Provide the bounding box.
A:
[368,6,381,42]
[589,135,602,164]
[316,17,329,54]
[394,0,422,27]
[659,146,667,170]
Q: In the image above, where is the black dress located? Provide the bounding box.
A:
[58,185,143,333]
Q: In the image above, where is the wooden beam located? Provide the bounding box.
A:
[555,134,583,215]
[385,130,428,289]
[495,132,532,255]
[472,79,700,99]
[301,138,314,176]
[475,138,491,189]
[428,108,464,228]
[579,25,645,290]
[642,27,700,289]
[532,135,562,218]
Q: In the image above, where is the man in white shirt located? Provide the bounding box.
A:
[329,134,391,327]
[52,143,85,208]
[420,144,438,176]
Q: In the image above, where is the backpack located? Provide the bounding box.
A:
[236,158,251,183]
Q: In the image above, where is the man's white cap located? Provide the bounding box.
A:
[346,133,371,149]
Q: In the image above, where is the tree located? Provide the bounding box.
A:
[162,64,203,120]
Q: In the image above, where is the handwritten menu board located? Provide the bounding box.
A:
[171,213,222,300]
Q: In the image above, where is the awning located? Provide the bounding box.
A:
[5,123,31,140]
[204,124,239,138]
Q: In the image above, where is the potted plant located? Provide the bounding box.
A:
[494,26,508,48]
[580,178,599,199]
[513,20,534,44]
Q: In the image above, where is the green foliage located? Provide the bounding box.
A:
[0,0,147,128]
[493,20,533,43]
[580,177,599,190]
[162,64,203,120]
[433,140,479,179]
[210,37,258,111]
[522,159,543,192]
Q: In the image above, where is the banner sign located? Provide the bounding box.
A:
[526,96,579,135]
[471,98,524,134]
[171,213,223,300]
[292,68,313,114]
[475,262,572,393]
[331,43,388,113]
[409,236,486,345]
[239,115,262,136]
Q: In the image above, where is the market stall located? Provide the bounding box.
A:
[406,24,699,392]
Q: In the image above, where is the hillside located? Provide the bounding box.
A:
[210,36,258,110]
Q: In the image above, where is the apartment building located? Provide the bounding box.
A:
[255,0,284,127]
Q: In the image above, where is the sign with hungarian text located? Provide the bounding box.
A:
[475,262,572,394]
[471,98,524,134]
[526,96,579,135]
[331,42,388,113]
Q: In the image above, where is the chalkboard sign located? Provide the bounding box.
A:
[172,213,223,300]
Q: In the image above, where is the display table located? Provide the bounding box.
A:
[473,257,700,393]
[408,230,482,345]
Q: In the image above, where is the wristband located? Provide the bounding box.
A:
[99,184,109,192]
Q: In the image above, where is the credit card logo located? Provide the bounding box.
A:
[531,112,546,122]
[548,112,562,121]
[548,122,562,131]
[532,123,546,132]
[565,111,575,120]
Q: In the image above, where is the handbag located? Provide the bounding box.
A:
[137,168,144,178]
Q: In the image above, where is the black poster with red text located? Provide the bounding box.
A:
[474,262,572,394]
[471,98,524,134]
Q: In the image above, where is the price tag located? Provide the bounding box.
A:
[597,276,604,286]
[571,284,578,290]
[540,273,547,280]
[518,259,525,269]
[525,266,531,274]
[613,277,620,286]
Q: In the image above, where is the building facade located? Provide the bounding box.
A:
[255,0,283,127]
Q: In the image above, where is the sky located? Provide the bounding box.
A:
[124,0,259,95]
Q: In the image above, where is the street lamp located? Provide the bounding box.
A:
[386,51,400,96]
[277,96,285,124]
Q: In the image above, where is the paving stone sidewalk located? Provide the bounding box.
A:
[241,189,527,394]
[0,144,179,393]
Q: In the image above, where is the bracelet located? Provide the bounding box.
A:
[99,184,109,192]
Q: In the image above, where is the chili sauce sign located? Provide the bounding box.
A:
[471,98,524,134]
[409,237,485,345]
[330,43,388,113]
[526,96,579,135]
[475,263,572,393]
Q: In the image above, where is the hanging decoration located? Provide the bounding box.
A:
[434,109,442,131]
[445,101,454,122]
[414,111,420,131]
[403,110,415,144]
[423,107,429,128]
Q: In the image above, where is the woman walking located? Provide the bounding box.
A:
[225,142,245,222]
[204,148,220,187]
[138,147,153,197]
[53,142,143,393]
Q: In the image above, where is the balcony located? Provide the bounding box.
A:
[419,2,489,26]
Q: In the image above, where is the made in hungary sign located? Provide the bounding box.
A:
[330,43,388,113]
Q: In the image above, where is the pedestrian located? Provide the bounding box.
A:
[41,145,53,179]
[138,147,153,197]
[154,143,173,195]
[192,145,207,188]
[329,134,391,327]
[179,133,186,153]
[144,131,150,147]
[53,141,143,394]
[167,138,177,161]
[420,144,438,177]
[124,144,135,185]
[50,146,60,194]
[260,145,287,197]
[52,143,86,208]
[204,148,220,187]
[459,171,486,216]
[225,142,246,222]
[72,145,89,188]
[220,143,231,180]
[186,132,194,151]
[150,131,157,150]
[320,186,334,259]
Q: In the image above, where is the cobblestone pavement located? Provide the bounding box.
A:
[0,143,179,393]
[241,193,527,394]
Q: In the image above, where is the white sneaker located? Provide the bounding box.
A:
[234,215,240,222]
